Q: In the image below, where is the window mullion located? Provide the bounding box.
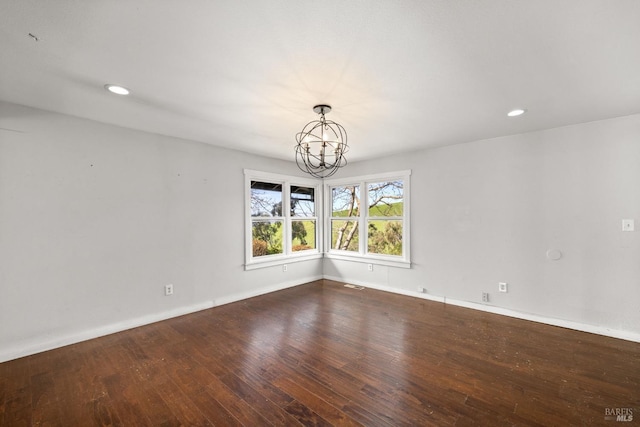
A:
[359,180,366,255]
[283,182,291,255]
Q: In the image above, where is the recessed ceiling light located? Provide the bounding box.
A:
[104,84,130,96]
[507,108,526,117]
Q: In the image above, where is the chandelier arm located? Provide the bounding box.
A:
[295,146,347,165]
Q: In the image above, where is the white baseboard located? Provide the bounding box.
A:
[323,275,640,344]
[0,301,214,363]
[214,275,324,307]
[442,298,640,343]
[325,275,446,303]
[0,275,323,363]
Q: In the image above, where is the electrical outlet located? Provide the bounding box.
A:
[282,264,288,272]
[418,287,426,293]
[498,282,508,293]
[367,264,373,272]
[165,284,174,296]
[482,292,489,302]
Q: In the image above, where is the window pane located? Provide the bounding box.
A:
[332,219,359,251]
[367,220,402,255]
[368,180,403,217]
[291,186,315,217]
[292,220,316,251]
[251,181,282,217]
[252,220,283,256]
[332,185,360,217]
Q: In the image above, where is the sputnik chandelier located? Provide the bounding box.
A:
[295,104,348,178]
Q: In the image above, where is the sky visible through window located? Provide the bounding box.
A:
[251,182,315,217]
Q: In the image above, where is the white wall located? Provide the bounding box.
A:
[0,101,322,362]
[2,101,638,362]
[326,114,640,340]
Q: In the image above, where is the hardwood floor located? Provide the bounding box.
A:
[1,279,639,426]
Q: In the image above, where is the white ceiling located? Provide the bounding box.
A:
[2,1,640,162]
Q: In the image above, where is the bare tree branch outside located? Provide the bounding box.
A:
[331,180,404,255]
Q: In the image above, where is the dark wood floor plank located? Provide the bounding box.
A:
[150,376,214,427]
[189,361,272,427]
[1,279,639,426]
[272,375,365,427]
[257,352,393,427]
[283,399,333,427]
[1,356,32,427]
[229,359,297,409]
[30,370,64,426]
[270,346,425,426]
[167,366,242,426]
[341,355,465,425]
[218,372,304,427]
[101,373,153,427]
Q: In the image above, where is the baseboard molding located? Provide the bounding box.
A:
[323,275,640,343]
[0,275,323,363]
[0,301,215,363]
[441,298,640,343]
[214,275,324,307]
[327,275,446,304]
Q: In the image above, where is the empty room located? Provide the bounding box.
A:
[1,1,639,426]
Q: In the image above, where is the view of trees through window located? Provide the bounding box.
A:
[290,185,316,252]
[331,185,360,251]
[331,180,403,256]
[247,172,407,265]
[250,181,283,256]
[251,181,316,257]
[367,181,403,255]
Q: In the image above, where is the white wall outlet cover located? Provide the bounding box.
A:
[622,219,635,231]
[498,282,508,292]
[546,249,563,261]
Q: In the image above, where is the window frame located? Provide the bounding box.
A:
[244,170,323,270]
[324,170,411,268]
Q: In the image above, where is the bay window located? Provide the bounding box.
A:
[245,169,410,270]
